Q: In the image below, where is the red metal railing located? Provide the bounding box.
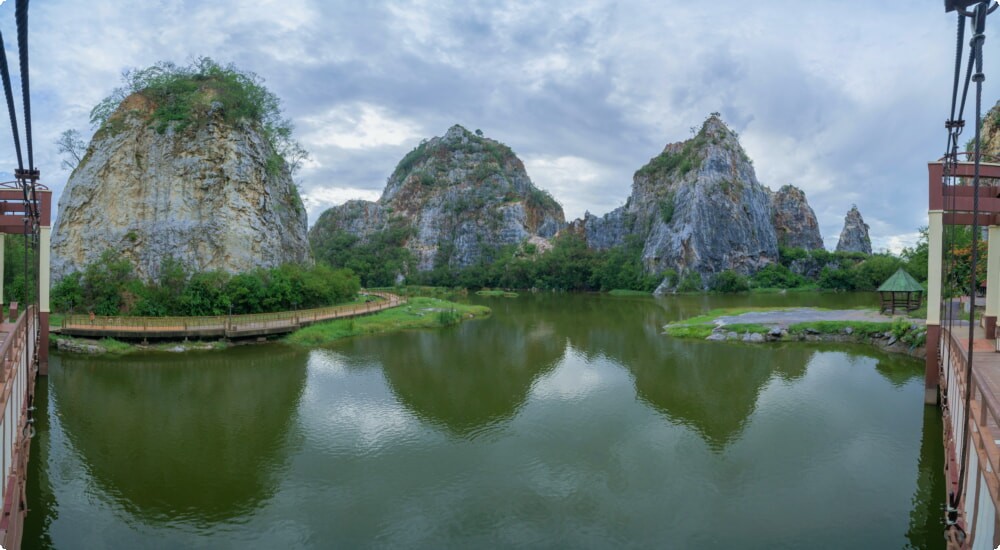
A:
[0,307,37,549]
[941,325,1000,544]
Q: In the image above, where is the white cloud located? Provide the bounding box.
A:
[301,103,424,151]
[8,0,991,247]
[301,186,382,224]
[522,154,625,220]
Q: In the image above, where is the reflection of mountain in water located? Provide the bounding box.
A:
[50,345,308,525]
[630,341,812,450]
[519,293,814,450]
[341,306,564,434]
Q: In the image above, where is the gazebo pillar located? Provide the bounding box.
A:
[926,210,944,405]
[986,226,1000,338]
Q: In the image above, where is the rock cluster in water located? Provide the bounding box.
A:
[309,125,565,272]
[51,93,310,281]
[835,205,872,254]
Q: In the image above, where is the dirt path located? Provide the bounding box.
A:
[714,308,913,328]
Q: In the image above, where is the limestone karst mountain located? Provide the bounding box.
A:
[570,115,783,292]
[51,62,310,281]
[309,125,565,281]
[835,205,872,254]
[770,184,824,250]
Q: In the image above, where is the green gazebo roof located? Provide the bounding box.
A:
[877,268,924,292]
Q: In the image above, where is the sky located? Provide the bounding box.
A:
[0,0,995,253]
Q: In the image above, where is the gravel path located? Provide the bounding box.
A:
[714,308,913,328]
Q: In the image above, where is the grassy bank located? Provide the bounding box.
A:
[476,289,519,298]
[52,334,228,355]
[664,306,926,349]
[286,297,491,346]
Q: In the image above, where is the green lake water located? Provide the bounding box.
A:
[25,293,943,549]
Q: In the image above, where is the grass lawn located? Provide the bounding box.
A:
[287,297,491,346]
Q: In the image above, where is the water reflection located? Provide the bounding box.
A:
[501,294,813,449]
[48,345,308,525]
[632,341,811,449]
[339,310,565,434]
[907,406,946,549]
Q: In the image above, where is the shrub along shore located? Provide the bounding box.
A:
[664,307,927,358]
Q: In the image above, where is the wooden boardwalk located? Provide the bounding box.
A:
[939,322,1000,548]
[58,291,406,340]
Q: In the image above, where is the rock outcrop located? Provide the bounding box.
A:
[769,185,823,250]
[835,205,872,254]
[52,93,310,281]
[310,125,565,273]
[980,100,1000,159]
[572,115,779,291]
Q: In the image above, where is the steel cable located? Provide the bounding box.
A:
[15,0,31,171]
[0,31,21,172]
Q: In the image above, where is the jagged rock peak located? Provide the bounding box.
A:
[52,88,310,282]
[627,114,779,292]
[310,125,565,273]
[770,184,824,250]
[835,205,872,254]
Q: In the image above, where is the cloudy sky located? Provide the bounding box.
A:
[0,0,995,252]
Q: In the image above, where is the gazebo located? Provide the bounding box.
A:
[877,268,924,314]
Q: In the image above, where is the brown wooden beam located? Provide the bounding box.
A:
[944,212,999,225]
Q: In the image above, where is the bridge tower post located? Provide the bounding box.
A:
[37,190,51,375]
[926,209,944,405]
[986,226,1000,338]
[0,235,5,312]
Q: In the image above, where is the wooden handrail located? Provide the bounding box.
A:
[60,291,406,338]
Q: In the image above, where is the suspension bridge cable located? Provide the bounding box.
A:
[0,30,21,173]
[15,0,31,171]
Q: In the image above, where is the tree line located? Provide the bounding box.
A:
[51,250,360,316]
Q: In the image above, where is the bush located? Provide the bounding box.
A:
[750,263,805,289]
[710,270,750,293]
[677,272,703,292]
[851,254,903,291]
[817,265,856,290]
[52,253,361,317]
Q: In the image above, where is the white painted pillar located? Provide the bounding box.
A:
[987,226,1000,337]
[926,210,945,405]
[927,211,944,326]
[0,234,5,308]
[38,227,49,314]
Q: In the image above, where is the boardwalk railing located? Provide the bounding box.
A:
[0,307,37,549]
[940,325,1000,546]
[59,291,406,339]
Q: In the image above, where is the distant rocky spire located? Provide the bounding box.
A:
[770,184,823,250]
[835,205,872,254]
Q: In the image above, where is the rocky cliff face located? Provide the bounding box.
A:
[310,125,565,272]
[835,206,872,254]
[51,94,310,281]
[979,100,1000,158]
[572,115,779,291]
[770,184,823,250]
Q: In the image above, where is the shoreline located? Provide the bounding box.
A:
[665,307,927,359]
[53,296,491,355]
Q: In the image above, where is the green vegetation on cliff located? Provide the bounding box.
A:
[52,251,360,316]
[411,233,662,292]
[312,219,416,288]
[90,57,306,173]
